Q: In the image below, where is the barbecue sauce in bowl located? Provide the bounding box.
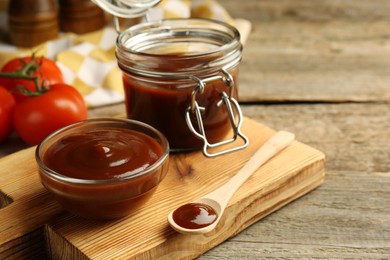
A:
[36,119,169,219]
[43,128,162,180]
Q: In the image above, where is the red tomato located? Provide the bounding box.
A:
[0,56,63,102]
[13,83,88,145]
[0,86,16,142]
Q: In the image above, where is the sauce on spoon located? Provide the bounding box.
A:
[168,131,295,234]
[172,203,218,229]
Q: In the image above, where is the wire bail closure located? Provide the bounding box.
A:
[91,0,161,33]
[185,69,249,158]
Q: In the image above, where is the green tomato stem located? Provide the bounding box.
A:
[0,55,47,95]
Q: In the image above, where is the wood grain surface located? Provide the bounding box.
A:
[202,103,390,259]
[1,0,390,259]
[0,118,324,259]
[227,0,390,102]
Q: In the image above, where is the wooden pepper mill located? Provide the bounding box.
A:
[59,0,106,34]
[8,0,59,47]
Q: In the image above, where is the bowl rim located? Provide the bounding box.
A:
[35,118,170,185]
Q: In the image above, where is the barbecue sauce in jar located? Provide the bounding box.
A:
[122,67,239,150]
[117,19,247,155]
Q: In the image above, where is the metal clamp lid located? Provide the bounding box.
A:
[91,0,161,18]
[91,0,161,32]
[185,69,249,158]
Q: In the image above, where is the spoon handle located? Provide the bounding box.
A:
[204,131,295,208]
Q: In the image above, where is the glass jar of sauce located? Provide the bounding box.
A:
[116,18,248,157]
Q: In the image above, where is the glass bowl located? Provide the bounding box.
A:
[35,118,169,219]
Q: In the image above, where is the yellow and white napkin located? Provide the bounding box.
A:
[0,0,245,107]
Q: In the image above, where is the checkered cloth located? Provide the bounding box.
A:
[0,0,238,107]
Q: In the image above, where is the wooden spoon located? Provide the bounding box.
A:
[167,131,295,234]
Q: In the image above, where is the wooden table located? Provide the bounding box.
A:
[1,0,389,258]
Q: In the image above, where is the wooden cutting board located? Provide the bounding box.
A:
[0,117,325,259]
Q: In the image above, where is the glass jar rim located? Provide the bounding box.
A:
[35,118,170,185]
[116,18,242,78]
[117,18,241,55]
